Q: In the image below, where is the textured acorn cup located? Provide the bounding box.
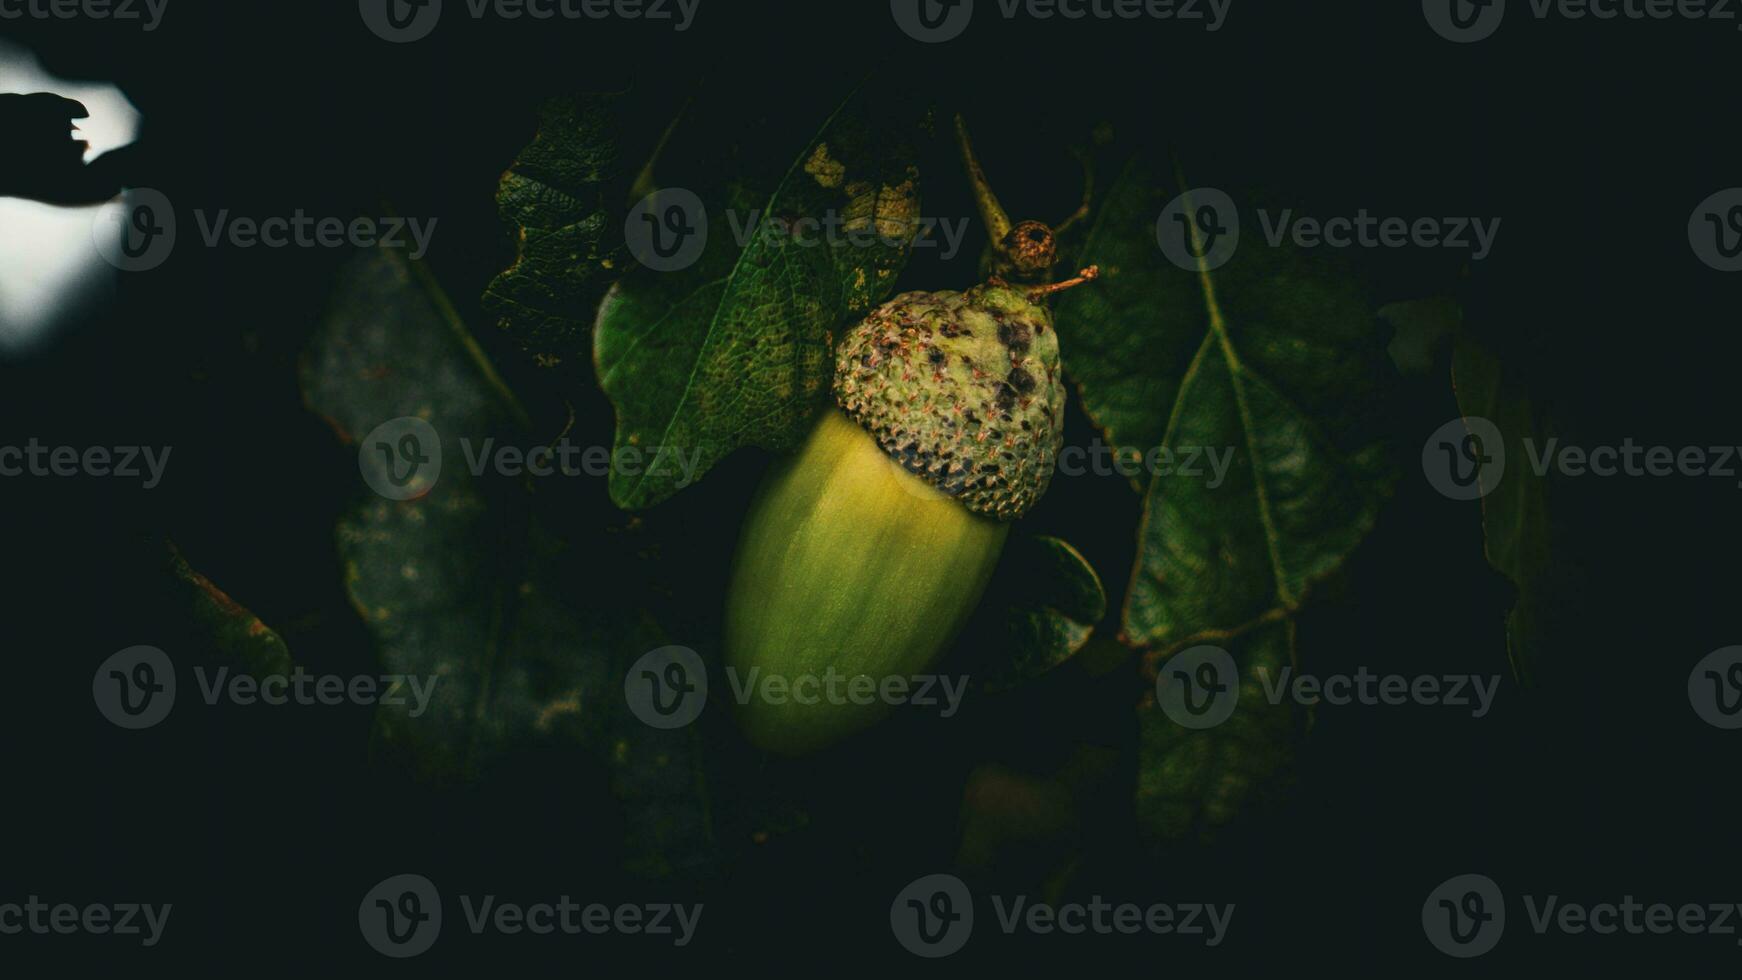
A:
[835,279,1071,519]
[724,272,1096,753]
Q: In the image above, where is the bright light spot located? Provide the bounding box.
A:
[0,37,141,354]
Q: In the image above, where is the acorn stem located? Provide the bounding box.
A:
[955,113,1015,247]
[1026,266,1100,302]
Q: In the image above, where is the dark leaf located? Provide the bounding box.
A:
[166,541,293,677]
[1453,327,1551,687]
[971,535,1106,694]
[1136,621,1303,846]
[302,247,658,788]
[482,94,636,371]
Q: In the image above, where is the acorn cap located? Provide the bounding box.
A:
[833,277,1080,521]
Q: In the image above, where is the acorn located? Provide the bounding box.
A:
[724,267,1097,753]
[723,117,1100,752]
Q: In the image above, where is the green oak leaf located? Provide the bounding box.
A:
[1453,327,1551,687]
[1136,621,1303,846]
[1055,152,1399,848]
[970,536,1107,694]
[482,94,635,372]
[1055,153,1399,654]
[593,81,922,509]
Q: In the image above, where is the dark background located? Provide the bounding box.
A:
[2,0,1738,971]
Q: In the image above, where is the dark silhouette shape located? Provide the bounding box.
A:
[0,92,136,204]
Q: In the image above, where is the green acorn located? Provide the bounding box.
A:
[724,117,1099,753]
[724,269,1097,753]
